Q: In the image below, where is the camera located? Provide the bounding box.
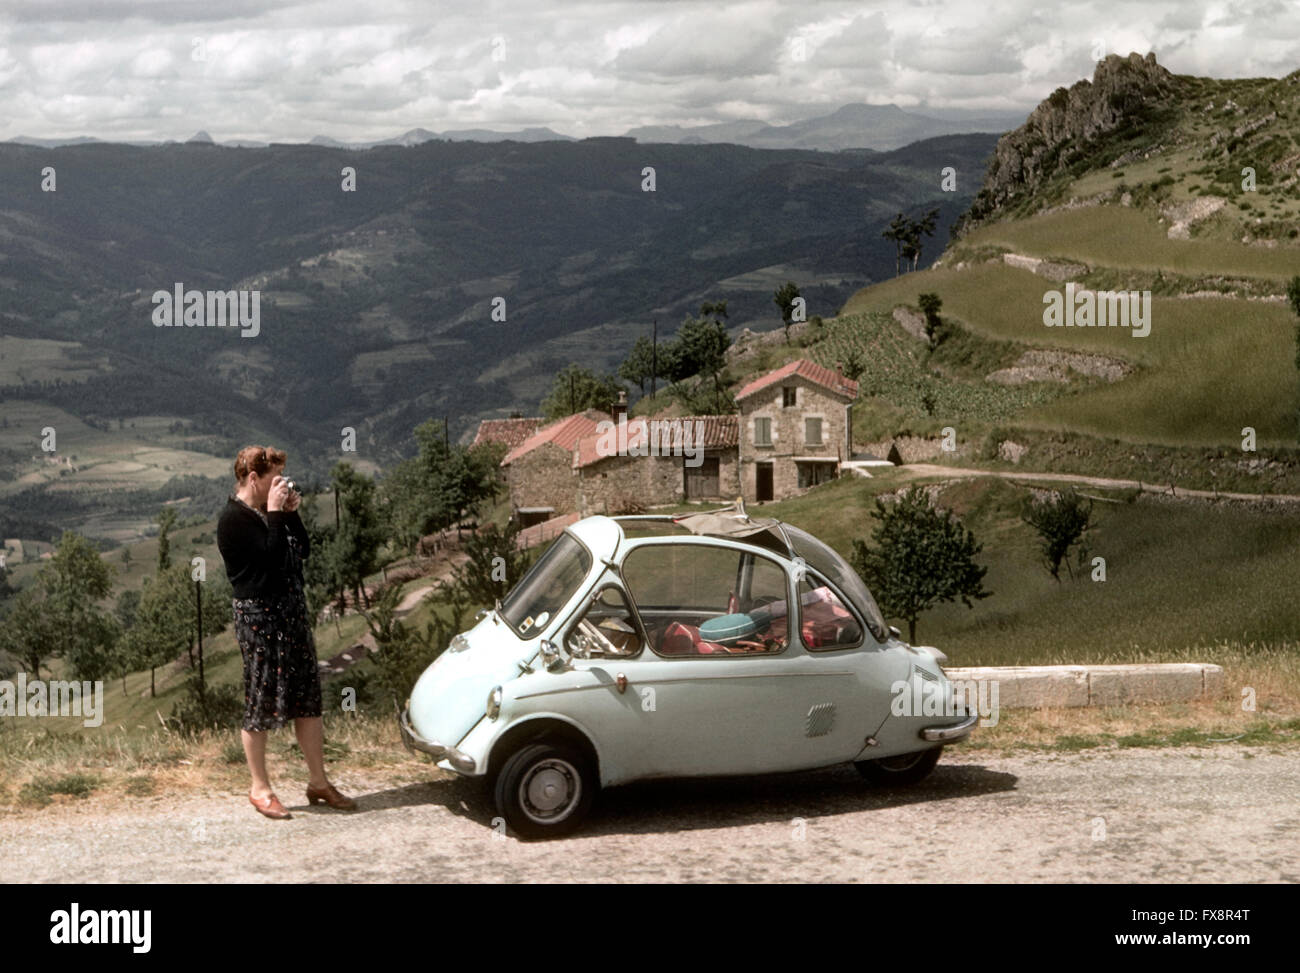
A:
[280,474,299,493]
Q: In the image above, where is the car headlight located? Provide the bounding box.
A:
[486,685,502,720]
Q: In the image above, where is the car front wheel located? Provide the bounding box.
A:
[855,745,942,785]
[493,742,597,839]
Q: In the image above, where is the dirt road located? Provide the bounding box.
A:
[899,463,1300,504]
[4,747,1296,882]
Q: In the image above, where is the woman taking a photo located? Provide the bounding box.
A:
[217,445,356,819]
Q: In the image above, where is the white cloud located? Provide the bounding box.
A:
[0,0,1295,142]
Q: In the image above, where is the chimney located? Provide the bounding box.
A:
[613,388,628,422]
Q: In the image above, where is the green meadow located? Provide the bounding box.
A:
[838,258,1297,447]
[761,472,1300,667]
[959,206,1300,281]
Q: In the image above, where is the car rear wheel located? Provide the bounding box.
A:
[855,745,942,785]
[493,741,597,839]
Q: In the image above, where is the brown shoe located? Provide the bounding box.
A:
[249,792,292,819]
[306,782,357,810]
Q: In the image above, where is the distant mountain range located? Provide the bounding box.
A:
[0,132,997,487]
[6,103,1025,153]
[625,104,1025,152]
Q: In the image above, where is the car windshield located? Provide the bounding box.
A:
[782,524,888,642]
[499,533,592,639]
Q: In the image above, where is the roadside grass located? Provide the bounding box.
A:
[17,772,102,808]
[0,707,428,816]
[963,700,1300,755]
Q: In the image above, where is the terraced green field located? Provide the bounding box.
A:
[839,258,1297,446]
[807,310,1065,426]
[959,206,1300,281]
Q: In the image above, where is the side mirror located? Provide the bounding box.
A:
[540,639,569,672]
[889,625,902,640]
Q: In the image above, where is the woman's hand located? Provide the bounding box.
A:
[283,487,301,513]
[267,475,291,512]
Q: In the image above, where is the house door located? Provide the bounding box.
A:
[755,462,774,502]
[684,456,720,499]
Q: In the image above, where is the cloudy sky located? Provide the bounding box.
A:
[1,0,1297,142]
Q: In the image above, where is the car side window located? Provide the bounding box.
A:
[797,573,864,651]
[565,585,643,659]
[623,543,791,657]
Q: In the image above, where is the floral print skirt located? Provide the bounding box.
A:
[232,587,323,732]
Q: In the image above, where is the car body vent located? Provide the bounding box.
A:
[805,702,835,737]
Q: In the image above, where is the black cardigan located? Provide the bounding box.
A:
[216,496,311,598]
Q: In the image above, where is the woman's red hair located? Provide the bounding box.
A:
[233,445,287,483]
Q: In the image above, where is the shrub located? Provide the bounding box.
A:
[1022,489,1096,581]
[19,772,100,807]
[169,674,245,736]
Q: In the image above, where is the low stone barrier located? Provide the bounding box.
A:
[943,663,1224,708]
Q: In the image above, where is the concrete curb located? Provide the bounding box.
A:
[943,663,1225,708]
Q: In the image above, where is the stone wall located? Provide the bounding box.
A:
[859,436,944,465]
[577,448,740,514]
[506,442,578,514]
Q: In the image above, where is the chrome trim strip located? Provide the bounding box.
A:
[515,669,856,699]
[921,710,979,742]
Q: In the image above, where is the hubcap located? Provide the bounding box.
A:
[519,758,581,825]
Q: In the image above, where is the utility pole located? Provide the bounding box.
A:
[194,579,205,700]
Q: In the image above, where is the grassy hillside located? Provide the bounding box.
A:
[837,261,1298,447]
[959,206,1300,280]
[753,55,1300,485]
[761,472,1300,666]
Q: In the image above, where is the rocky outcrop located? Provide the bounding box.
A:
[986,348,1133,385]
[891,305,928,341]
[1162,195,1225,239]
[1001,252,1089,281]
[959,53,1179,231]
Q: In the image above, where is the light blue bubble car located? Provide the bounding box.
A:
[399,506,976,838]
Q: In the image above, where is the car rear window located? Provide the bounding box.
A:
[782,525,887,642]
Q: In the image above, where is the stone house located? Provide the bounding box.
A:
[478,358,861,521]
[498,411,608,526]
[572,415,739,514]
[734,359,858,502]
[489,408,740,522]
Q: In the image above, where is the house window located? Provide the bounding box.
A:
[797,461,837,489]
[782,386,797,407]
[753,417,772,446]
[805,417,823,445]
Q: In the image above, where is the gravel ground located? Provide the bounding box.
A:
[3,747,1296,883]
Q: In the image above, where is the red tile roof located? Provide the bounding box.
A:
[501,410,609,465]
[472,417,544,451]
[572,415,739,468]
[734,358,859,402]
